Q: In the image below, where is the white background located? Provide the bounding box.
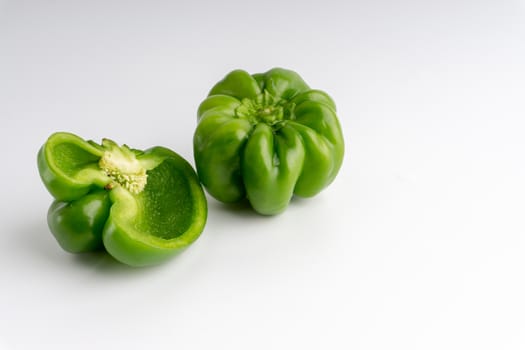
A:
[1,0,525,349]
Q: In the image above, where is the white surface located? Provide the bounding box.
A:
[1,1,525,349]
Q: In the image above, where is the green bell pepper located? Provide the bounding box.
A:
[38,132,207,267]
[193,68,344,215]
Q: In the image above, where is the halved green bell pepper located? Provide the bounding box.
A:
[194,68,344,215]
[38,132,207,267]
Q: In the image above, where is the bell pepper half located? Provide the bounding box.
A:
[38,132,207,267]
[193,67,345,215]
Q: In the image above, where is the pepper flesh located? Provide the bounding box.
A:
[194,68,344,215]
[38,132,207,266]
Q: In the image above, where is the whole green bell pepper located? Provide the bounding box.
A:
[38,132,207,267]
[193,68,344,215]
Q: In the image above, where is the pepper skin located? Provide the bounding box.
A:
[193,68,344,215]
[38,132,207,267]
